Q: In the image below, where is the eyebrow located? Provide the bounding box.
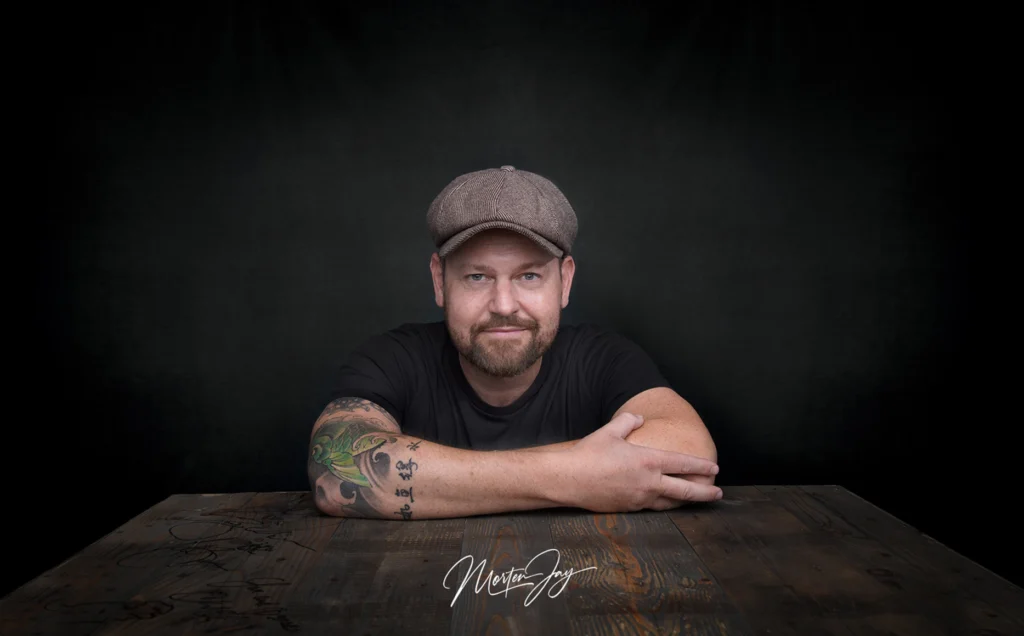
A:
[462,260,551,274]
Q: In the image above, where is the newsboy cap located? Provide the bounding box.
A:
[426,165,578,259]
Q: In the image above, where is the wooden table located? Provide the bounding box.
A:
[2,486,1021,635]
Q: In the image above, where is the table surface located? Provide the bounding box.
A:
[2,485,1021,635]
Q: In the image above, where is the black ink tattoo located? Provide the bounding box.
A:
[394,504,412,520]
[322,397,375,416]
[407,440,422,451]
[317,398,400,432]
[396,459,418,480]
[395,487,414,503]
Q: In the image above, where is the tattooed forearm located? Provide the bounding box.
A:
[309,396,570,518]
[309,396,409,518]
[309,418,399,517]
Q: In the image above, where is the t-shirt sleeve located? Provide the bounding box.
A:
[326,329,413,426]
[585,324,674,426]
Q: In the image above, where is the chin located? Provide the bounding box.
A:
[477,356,536,378]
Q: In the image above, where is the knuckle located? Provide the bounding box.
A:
[638,451,658,472]
[674,480,693,500]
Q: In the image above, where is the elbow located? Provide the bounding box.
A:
[674,437,717,465]
[702,438,718,465]
[680,439,718,486]
[310,480,390,519]
[312,484,347,517]
[700,440,720,485]
[683,426,718,465]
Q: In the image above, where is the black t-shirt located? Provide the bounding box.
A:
[327,321,672,451]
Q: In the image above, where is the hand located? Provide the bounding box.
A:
[558,412,723,512]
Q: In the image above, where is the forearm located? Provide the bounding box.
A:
[309,419,568,520]
[521,420,717,483]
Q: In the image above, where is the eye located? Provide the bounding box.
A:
[466,273,541,282]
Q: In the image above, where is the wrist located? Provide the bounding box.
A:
[531,447,578,508]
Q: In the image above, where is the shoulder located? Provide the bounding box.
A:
[343,321,446,369]
[566,322,666,378]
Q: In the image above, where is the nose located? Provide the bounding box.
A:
[488,276,520,317]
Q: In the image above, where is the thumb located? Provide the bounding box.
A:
[602,412,645,439]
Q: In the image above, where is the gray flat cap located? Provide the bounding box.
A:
[426,165,578,259]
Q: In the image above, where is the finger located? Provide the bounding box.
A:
[601,412,645,439]
[648,496,685,511]
[649,448,719,476]
[659,475,723,502]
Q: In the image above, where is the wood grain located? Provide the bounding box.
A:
[111,490,343,635]
[788,485,1024,632]
[549,507,753,635]
[671,485,1024,636]
[286,510,466,635]
[2,486,1020,635]
[669,486,838,636]
[1,493,258,635]
[448,510,572,635]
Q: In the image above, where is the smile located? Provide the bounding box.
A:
[483,329,526,337]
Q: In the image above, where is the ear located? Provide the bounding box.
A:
[560,256,576,309]
[429,253,445,308]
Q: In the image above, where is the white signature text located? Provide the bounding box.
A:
[442,548,596,607]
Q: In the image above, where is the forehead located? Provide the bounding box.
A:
[449,230,555,269]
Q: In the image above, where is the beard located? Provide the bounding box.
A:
[444,306,559,378]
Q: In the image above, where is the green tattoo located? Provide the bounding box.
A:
[310,420,398,488]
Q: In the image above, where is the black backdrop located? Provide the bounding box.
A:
[11,2,1015,598]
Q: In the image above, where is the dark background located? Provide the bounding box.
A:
[10,1,1015,598]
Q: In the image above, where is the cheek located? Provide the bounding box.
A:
[446,299,482,327]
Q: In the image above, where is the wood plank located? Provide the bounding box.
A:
[710,488,913,615]
[549,508,753,635]
[762,484,1024,636]
[103,491,344,635]
[9,486,1015,635]
[0,493,258,635]
[668,487,854,636]
[795,485,1024,629]
[449,509,571,635]
[286,515,467,634]
[680,484,1021,636]
[568,613,749,636]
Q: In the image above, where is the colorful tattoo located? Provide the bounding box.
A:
[309,398,417,519]
[310,421,397,488]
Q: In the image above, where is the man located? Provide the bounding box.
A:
[308,165,721,519]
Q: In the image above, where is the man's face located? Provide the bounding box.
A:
[431,229,575,378]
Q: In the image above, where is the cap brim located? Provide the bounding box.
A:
[438,221,564,259]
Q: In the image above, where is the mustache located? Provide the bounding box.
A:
[478,322,535,331]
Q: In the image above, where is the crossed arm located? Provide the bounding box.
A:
[308,391,718,519]
[519,387,717,486]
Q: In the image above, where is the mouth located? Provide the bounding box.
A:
[482,328,528,336]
